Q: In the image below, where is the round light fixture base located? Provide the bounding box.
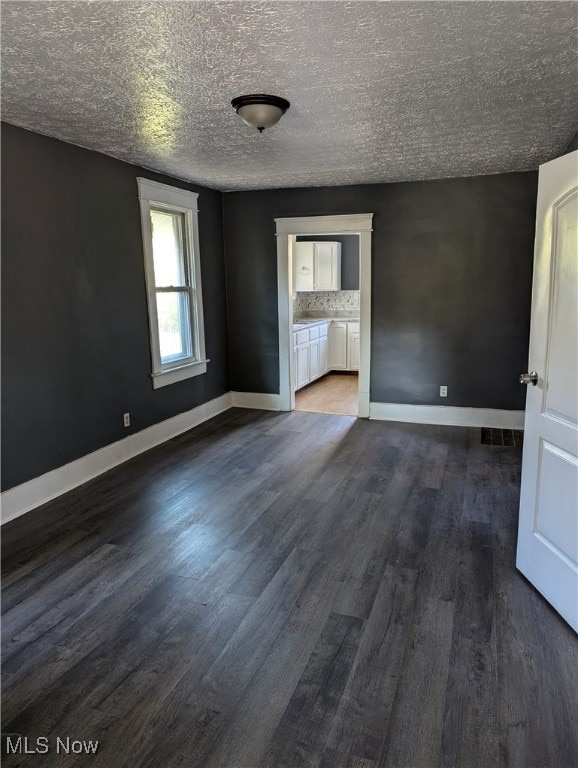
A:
[231,94,290,133]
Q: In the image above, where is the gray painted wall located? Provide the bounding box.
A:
[223,173,538,408]
[1,123,230,490]
[2,122,542,491]
[563,130,578,154]
[296,235,359,289]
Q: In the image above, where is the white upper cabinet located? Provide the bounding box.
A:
[294,242,315,291]
[314,242,341,290]
[294,241,341,291]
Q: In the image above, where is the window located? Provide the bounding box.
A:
[137,178,207,388]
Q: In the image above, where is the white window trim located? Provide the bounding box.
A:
[137,178,208,389]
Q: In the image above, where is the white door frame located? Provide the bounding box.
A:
[275,213,374,416]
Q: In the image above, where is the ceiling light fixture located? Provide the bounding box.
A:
[231,94,290,133]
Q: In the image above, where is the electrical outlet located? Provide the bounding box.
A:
[123,412,130,428]
[440,386,448,397]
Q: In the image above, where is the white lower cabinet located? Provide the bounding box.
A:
[319,336,328,376]
[329,321,360,372]
[293,320,357,392]
[293,322,329,391]
[347,323,360,371]
[328,322,348,370]
[295,344,309,389]
[309,339,320,380]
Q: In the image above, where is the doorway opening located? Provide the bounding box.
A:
[274,214,373,417]
[293,234,360,416]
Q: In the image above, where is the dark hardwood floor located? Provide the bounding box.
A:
[2,408,577,768]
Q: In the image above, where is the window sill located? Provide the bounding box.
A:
[151,359,209,389]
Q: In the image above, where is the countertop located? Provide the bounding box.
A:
[292,317,359,331]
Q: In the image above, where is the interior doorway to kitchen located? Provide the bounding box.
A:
[274,214,373,418]
[293,235,360,416]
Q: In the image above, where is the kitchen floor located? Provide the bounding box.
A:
[295,372,358,416]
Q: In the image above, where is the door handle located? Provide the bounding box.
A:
[519,371,538,386]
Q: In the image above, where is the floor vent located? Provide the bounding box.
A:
[481,428,523,446]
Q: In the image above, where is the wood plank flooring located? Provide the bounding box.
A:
[2,409,577,768]
[295,373,358,416]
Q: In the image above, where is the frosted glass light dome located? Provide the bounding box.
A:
[231,94,290,133]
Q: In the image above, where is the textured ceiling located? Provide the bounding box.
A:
[1,1,577,191]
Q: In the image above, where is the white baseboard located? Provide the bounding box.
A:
[231,391,282,411]
[0,392,232,525]
[1,395,524,525]
[369,403,525,429]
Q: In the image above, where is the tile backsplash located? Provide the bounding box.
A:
[293,290,359,318]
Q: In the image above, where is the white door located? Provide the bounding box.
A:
[517,149,578,632]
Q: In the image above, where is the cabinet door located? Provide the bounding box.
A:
[329,322,348,369]
[296,344,310,389]
[314,243,341,290]
[319,336,328,375]
[294,242,314,292]
[348,331,360,371]
[309,340,320,380]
